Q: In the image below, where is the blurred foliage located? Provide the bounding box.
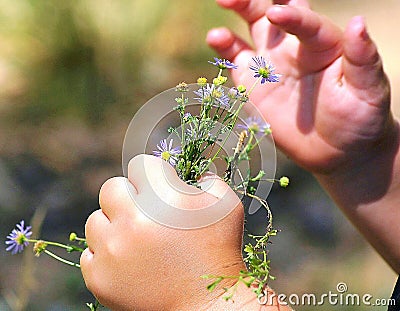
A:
[0,0,244,124]
[0,0,397,310]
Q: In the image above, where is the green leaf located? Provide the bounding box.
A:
[249,170,265,182]
[206,277,223,292]
[244,244,254,254]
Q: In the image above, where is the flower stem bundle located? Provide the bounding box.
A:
[153,57,289,301]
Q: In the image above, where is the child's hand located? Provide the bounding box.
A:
[207,0,395,175]
[207,0,400,273]
[80,155,289,310]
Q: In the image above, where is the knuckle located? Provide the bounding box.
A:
[99,177,127,209]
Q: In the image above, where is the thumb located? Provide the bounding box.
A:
[127,154,240,229]
[128,154,202,205]
[197,171,241,205]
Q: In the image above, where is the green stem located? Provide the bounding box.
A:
[236,190,273,229]
[204,274,241,279]
[73,236,86,242]
[259,178,280,183]
[180,93,186,148]
[44,250,80,268]
[199,100,246,176]
[246,76,263,96]
[27,239,83,252]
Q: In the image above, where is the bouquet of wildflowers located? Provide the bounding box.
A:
[154,56,288,300]
[5,56,288,308]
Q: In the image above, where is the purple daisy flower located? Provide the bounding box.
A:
[208,57,238,70]
[5,220,33,255]
[249,56,281,84]
[153,139,181,166]
[237,116,271,136]
[228,87,239,99]
[193,84,230,108]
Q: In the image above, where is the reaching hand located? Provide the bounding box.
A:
[207,0,395,174]
[207,0,400,274]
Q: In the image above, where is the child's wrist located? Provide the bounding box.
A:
[316,118,400,206]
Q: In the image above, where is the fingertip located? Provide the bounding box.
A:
[346,15,369,41]
[99,177,135,210]
[266,4,289,24]
[206,27,235,50]
[98,176,138,222]
[273,0,310,8]
[207,28,252,61]
[344,15,378,67]
[215,0,250,10]
[80,248,93,283]
[343,16,385,90]
[80,250,106,305]
[127,154,156,192]
[80,248,93,269]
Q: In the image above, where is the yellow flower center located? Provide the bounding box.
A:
[15,232,26,245]
[161,151,171,162]
[33,240,47,257]
[258,67,270,78]
[249,123,260,133]
[212,90,222,98]
[197,77,207,86]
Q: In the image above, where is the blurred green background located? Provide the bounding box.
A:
[0,1,399,310]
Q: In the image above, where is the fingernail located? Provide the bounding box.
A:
[360,26,370,41]
[354,16,370,41]
[271,4,288,10]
